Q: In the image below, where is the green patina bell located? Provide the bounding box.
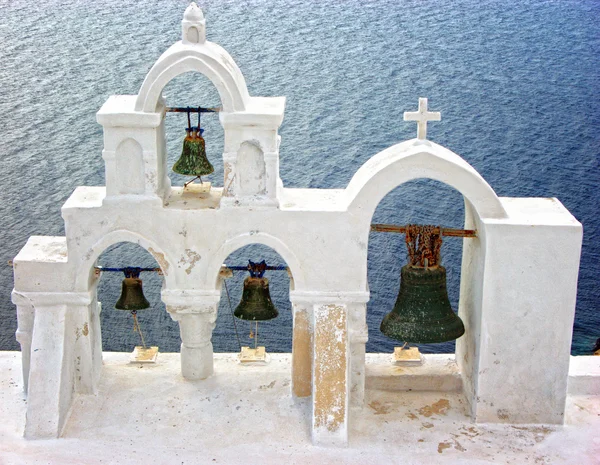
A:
[172,127,214,177]
[115,277,150,311]
[234,276,279,321]
[380,265,465,344]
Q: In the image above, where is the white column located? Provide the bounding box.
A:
[459,199,582,424]
[11,292,34,394]
[164,290,220,380]
[21,291,93,439]
[348,302,368,407]
[312,303,349,447]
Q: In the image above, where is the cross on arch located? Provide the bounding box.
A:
[404,98,441,140]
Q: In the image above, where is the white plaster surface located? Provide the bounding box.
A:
[568,356,600,395]
[10,2,588,445]
[1,352,599,465]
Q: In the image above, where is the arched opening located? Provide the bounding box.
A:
[367,179,466,355]
[213,244,293,353]
[96,242,180,352]
[162,72,224,189]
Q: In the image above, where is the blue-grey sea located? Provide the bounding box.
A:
[0,0,598,355]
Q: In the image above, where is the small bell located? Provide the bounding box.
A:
[172,110,214,177]
[234,276,279,321]
[115,269,150,311]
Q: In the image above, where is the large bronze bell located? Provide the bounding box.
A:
[115,271,150,311]
[172,126,214,177]
[234,276,279,321]
[380,224,465,344]
[380,265,465,343]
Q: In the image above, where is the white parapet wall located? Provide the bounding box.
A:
[11,2,589,447]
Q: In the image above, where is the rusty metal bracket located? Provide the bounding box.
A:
[371,223,477,238]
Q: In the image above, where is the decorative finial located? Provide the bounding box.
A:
[404,98,441,140]
[182,2,206,45]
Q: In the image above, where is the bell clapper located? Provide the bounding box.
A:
[183,175,202,188]
[129,310,159,363]
[131,310,147,349]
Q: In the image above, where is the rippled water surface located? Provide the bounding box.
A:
[1,0,598,355]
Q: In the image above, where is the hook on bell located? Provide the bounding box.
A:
[234,260,279,321]
[380,225,465,344]
[172,110,214,177]
[115,268,151,311]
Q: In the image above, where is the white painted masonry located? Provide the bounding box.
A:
[11,3,587,447]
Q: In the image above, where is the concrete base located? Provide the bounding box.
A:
[238,346,269,364]
[130,346,159,364]
[393,346,424,366]
[1,351,599,464]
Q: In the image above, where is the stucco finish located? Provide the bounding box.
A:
[11,3,587,447]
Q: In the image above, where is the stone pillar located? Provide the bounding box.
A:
[348,302,368,407]
[97,95,169,205]
[457,198,582,424]
[11,291,34,394]
[20,291,93,439]
[312,303,349,447]
[163,290,220,380]
[291,301,313,398]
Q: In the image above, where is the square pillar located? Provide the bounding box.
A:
[97,95,170,205]
[312,303,349,447]
[348,303,368,407]
[291,301,313,398]
[20,291,94,439]
[11,292,35,394]
[458,198,582,424]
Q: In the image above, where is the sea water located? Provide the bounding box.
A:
[0,0,598,355]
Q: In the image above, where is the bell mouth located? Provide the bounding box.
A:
[380,311,465,344]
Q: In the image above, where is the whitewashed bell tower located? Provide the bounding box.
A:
[99,2,284,208]
[12,2,583,448]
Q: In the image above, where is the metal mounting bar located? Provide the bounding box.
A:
[370,223,477,238]
[94,266,161,272]
[225,265,288,271]
[166,106,221,113]
[94,266,163,277]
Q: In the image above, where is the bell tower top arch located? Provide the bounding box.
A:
[135,3,250,114]
[97,3,286,208]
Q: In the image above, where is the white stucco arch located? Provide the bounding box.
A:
[345,140,507,221]
[206,232,306,291]
[135,43,250,113]
[76,229,177,291]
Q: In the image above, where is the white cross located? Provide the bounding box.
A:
[403,98,441,140]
